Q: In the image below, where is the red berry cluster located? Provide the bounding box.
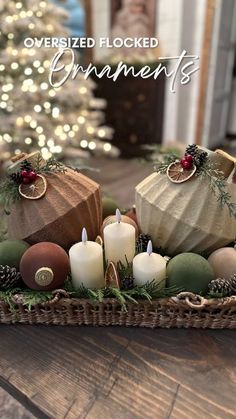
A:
[180,154,193,171]
[20,169,37,184]
[9,160,38,185]
[19,160,37,184]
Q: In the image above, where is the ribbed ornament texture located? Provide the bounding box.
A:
[135,172,236,255]
[8,169,102,250]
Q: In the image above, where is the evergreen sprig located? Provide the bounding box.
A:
[0,288,53,311]
[0,274,182,312]
[117,258,133,278]
[64,279,182,310]
[19,289,54,310]
[196,162,236,218]
[0,288,21,311]
[35,154,66,175]
[153,150,236,218]
[0,177,21,213]
[154,152,179,173]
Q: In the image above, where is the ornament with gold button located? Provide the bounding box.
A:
[20,242,70,290]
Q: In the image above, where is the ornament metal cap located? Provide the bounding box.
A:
[35,267,54,286]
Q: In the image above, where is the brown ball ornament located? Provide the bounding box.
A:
[125,206,139,227]
[20,242,70,290]
[101,215,139,238]
[208,247,236,280]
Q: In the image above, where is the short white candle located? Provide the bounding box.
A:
[104,209,136,265]
[133,241,166,287]
[69,228,105,289]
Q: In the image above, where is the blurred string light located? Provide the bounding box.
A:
[0,0,118,159]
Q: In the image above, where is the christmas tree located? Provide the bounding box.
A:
[0,0,118,160]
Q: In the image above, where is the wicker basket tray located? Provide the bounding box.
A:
[1,291,236,328]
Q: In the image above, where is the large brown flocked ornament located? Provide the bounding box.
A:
[20,242,70,291]
[6,152,102,250]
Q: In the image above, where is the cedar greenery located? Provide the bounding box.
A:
[34,155,66,175]
[154,152,180,173]
[20,289,54,310]
[0,278,182,312]
[0,177,21,213]
[196,162,236,217]
[154,151,236,218]
[64,279,182,310]
[0,156,66,211]
[0,288,53,311]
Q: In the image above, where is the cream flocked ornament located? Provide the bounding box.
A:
[136,146,236,255]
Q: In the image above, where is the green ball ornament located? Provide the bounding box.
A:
[102,197,119,220]
[167,253,214,294]
[0,240,30,269]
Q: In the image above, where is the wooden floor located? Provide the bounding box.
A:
[1,158,236,419]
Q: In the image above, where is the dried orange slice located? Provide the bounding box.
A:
[167,161,196,184]
[19,174,47,200]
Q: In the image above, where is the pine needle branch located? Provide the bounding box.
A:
[0,177,21,211]
[154,153,179,173]
[20,290,53,310]
[117,259,133,278]
[0,277,182,312]
[197,163,236,218]
[36,156,66,175]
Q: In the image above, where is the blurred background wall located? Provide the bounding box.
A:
[90,0,236,153]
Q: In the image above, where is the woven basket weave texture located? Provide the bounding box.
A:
[1,292,236,329]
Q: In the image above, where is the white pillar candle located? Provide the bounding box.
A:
[133,241,166,287]
[69,228,105,289]
[104,209,136,265]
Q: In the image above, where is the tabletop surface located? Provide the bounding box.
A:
[1,158,236,419]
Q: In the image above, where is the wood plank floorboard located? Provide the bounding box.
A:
[0,327,236,418]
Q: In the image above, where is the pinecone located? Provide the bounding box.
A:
[121,275,134,290]
[137,233,151,252]
[194,151,208,167]
[9,172,23,185]
[0,265,21,290]
[208,275,236,296]
[20,159,33,172]
[185,145,208,167]
[185,144,198,157]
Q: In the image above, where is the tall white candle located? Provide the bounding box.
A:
[133,241,166,287]
[104,209,136,265]
[69,228,105,289]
